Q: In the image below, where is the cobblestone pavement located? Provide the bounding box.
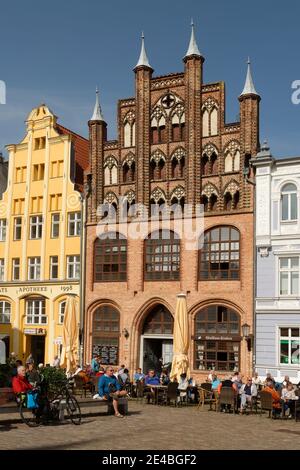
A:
[1,402,300,450]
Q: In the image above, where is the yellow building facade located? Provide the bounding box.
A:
[0,105,88,365]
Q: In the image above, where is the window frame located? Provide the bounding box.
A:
[29,215,43,240]
[59,300,66,325]
[281,183,298,222]
[144,230,180,281]
[50,256,59,280]
[66,255,80,280]
[278,256,299,297]
[278,326,300,367]
[0,219,7,242]
[0,301,11,324]
[94,234,127,282]
[194,305,241,372]
[12,258,20,281]
[27,257,41,281]
[13,217,22,241]
[67,212,81,237]
[0,259,4,281]
[51,213,60,239]
[25,298,47,325]
[198,226,240,281]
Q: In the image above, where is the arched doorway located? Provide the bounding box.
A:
[140,304,174,373]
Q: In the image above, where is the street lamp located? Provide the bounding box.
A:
[242,323,253,352]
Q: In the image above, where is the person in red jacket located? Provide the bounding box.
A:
[12,366,33,394]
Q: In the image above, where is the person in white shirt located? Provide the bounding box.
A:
[239,378,258,413]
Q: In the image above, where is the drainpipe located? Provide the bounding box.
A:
[245,168,256,375]
[79,182,90,368]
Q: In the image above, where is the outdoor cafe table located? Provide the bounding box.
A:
[144,385,168,404]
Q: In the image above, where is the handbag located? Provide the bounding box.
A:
[27,391,39,409]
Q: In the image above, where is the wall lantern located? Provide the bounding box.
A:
[242,323,253,352]
[122,328,129,339]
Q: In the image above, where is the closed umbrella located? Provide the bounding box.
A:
[170,293,190,382]
[60,296,78,375]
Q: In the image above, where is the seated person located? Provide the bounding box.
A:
[160,369,170,385]
[263,380,281,416]
[118,368,130,386]
[211,374,221,392]
[281,382,299,418]
[144,369,160,404]
[91,355,100,374]
[98,366,127,417]
[177,373,189,403]
[145,369,160,386]
[217,376,238,412]
[133,368,145,383]
[96,366,105,378]
[252,372,262,388]
[12,366,33,395]
[26,363,41,387]
[239,377,257,413]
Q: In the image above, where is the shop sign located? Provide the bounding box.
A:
[24,328,46,335]
[196,335,241,341]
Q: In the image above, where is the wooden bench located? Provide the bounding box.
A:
[78,397,129,415]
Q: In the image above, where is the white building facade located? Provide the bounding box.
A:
[253,144,300,384]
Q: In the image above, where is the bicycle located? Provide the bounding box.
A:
[18,379,81,427]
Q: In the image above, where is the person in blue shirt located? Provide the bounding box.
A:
[91,355,100,374]
[133,368,145,384]
[211,374,221,391]
[144,369,160,404]
[98,366,127,417]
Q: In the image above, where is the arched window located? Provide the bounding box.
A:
[194,305,240,371]
[202,99,219,137]
[201,184,219,213]
[104,157,118,185]
[171,104,185,142]
[171,148,185,179]
[202,109,209,137]
[200,195,209,212]
[94,233,127,282]
[122,153,135,183]
[150,187,167,207]
[59,300,66,324]
[151,108,167,144]
[224,141,240,173]
[224,192,232,211]
[201,154,209,176]
[150,151,166,180]
[123,111,135,148]
[199,226,240,280]
[210,107,218,136]
[143,305,174,334]
[281,183,298,221]
[170,187,185,211]
[0,301,11,324]
[145,230,180,280]
[92,305,120,365]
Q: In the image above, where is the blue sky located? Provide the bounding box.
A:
[0,0,299,158]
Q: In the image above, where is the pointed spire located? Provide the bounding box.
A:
[240,58,259,97]
[184,19,202,60]
[90,87,104,121]
[135,32,152,69]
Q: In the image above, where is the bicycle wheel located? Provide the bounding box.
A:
[19,403,40,427]
[66,394,81,425]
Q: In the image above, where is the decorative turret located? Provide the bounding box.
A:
[134,32,153,71]
[90,87,105,122]
[183,19,204,62]
[240,58,259,97]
